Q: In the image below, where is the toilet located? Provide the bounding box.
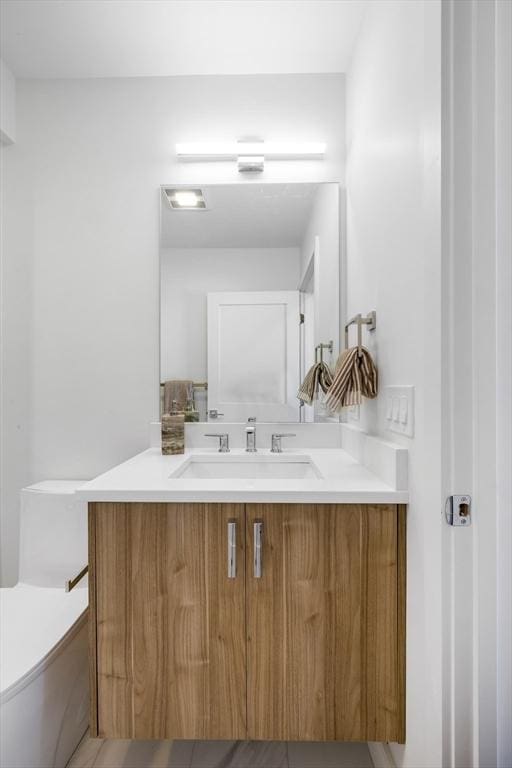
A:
[0,482,89,768]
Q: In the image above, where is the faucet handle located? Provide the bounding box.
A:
[204,433,230,453]
[270,433,296,453]
[247,416,257,423]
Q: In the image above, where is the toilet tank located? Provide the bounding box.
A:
[18,481,88,588]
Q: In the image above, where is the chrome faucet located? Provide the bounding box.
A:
[205,433,230,452]
[270,433,296,453]
[245,417,257,452]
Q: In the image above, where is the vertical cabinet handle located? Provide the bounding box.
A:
[254,521,263,578]
[227,520,237,578]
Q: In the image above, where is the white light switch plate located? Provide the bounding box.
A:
[384,385,414,437]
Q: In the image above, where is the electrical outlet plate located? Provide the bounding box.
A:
[384,385,414,437]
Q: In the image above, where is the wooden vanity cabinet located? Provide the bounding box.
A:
[89,502,406,743]
[88,503,246,740]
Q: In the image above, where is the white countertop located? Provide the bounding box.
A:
[76,447,409,504]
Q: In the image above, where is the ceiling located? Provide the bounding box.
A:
[0,0,367,79]
[160,183,321,249]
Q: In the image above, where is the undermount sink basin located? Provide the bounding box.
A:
[170,455,322,480]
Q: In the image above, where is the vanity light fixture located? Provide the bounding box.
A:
[175,141,326,173]
[164,188,207,210]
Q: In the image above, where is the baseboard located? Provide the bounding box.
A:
[368,742,397,768]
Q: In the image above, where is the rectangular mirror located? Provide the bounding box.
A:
[160,182,341,423]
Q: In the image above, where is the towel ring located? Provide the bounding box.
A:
[344,312,376,352]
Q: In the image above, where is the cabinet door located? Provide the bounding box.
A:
[90,502,246,739]
[246,503,404,742]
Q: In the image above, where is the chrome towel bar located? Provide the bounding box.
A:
[159,381,207,390]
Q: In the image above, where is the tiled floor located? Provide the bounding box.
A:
[67,735,374,768]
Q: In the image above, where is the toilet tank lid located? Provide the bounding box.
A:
[22,481,89,495]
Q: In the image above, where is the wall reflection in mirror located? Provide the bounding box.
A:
[160,183,340,423]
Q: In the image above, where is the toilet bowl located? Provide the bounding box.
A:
[0,481,89,768]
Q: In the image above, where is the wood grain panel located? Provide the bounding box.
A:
[364,505,398,742]
[334,504,364,739]
[95,503,134,737]
[282,506,337,740]
[91,503,246,739]
[246,503,404,743]
[246,505,286,740]
[247,504,338,740]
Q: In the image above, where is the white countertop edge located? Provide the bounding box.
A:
[80,489,409,504]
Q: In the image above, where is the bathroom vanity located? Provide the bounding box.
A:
[79,432,407,744]
[78,181,408,744]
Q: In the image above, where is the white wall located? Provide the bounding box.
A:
[161,247,300,381]
[300,184,340,421]
[346,1,442,766]
[0,73,345,584]
[0,59,16,144]
[300,184,340,355]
